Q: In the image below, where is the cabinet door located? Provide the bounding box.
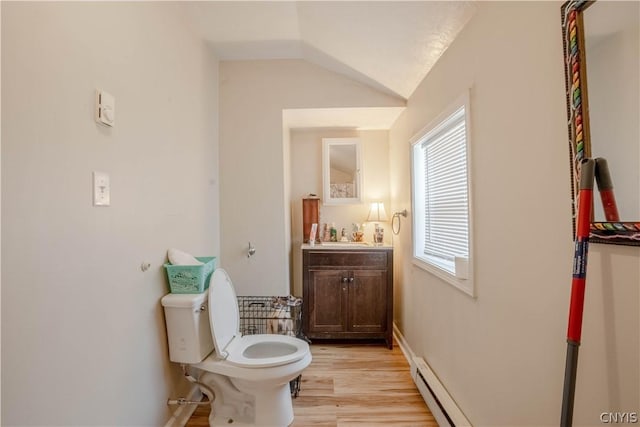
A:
[348,269,388,333]
[308,269,348,333]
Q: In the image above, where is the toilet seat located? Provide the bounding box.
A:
[207,269,309,369]
[225,334,308,368]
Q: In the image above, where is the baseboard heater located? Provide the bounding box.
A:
[411,357,472,427]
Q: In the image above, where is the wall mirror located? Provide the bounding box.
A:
[322,138,362,205]
[561,0,640,246]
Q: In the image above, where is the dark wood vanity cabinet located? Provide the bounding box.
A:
[302,247,393,349]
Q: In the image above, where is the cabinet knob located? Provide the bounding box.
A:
[342,277,348,283]
[349,277,354,283]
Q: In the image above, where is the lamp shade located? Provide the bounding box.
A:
[366,202,388,222]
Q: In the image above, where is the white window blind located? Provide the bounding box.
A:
[421,106,469,264]
[411,95,473,295]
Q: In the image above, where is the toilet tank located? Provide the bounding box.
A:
[161,292,214,364]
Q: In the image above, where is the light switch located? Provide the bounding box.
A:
[95,90,115,127]
[93,171,110,206]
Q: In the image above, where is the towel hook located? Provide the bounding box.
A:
[247,242,256,258]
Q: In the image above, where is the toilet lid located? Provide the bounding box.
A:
[208,268,240,357]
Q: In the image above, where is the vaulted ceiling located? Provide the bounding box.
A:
[182,1,477,101]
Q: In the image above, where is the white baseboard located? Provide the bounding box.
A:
[393,322,417,372]
[393,323,472,427]
[164,384,204,427]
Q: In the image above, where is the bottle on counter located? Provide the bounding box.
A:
[322,223,331,242]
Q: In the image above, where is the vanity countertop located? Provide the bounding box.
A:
[301,242,393,250]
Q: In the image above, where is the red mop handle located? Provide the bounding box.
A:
[567,159,595,343]
[594,158,620,222]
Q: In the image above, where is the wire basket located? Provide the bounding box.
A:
[237,296,305,397]
[237,296,303,337]
[164,257,216,294]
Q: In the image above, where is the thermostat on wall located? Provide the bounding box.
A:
[95,89,115,127]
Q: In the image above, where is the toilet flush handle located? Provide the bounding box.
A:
[195,305,206,313]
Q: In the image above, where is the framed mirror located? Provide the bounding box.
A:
[561,0,640,246]
[322,138,362,205]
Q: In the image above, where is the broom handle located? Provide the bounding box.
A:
[594,158,620,222]
[561,158,595,427]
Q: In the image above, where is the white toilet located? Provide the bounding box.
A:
[161,268,311,426]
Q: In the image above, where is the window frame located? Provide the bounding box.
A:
[410,92,474,297]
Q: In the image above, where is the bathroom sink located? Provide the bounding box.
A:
[319,242,371,247]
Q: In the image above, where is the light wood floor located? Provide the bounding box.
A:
[185,341,436,427]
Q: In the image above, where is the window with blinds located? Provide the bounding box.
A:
[411,94,473,295]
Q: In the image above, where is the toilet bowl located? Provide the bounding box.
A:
[161,268,311,426]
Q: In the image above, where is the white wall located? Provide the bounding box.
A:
[389,2,639,426]
[1,3,219,425]
[219,60,403,296]
[289,128,391,296]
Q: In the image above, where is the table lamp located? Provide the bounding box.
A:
[366,202,388,244]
